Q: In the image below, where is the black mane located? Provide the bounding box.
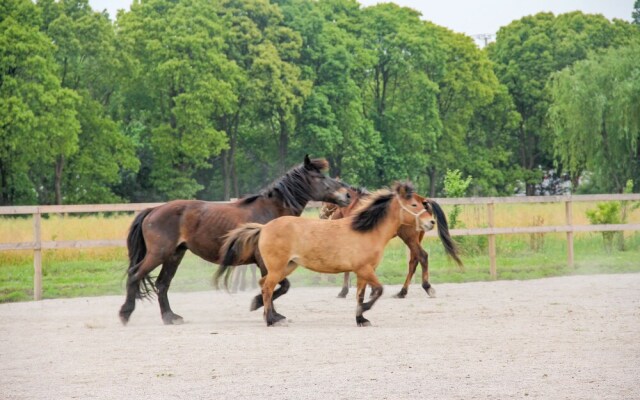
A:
[239,158,328,214]
[237,194,260,205]
[351,190,394,232]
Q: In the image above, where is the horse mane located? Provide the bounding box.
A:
[351,189,394,232]
[351,182,415,232]
[237,194,260,205]
[257,158,329,213]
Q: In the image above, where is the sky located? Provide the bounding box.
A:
[90,0,635,39]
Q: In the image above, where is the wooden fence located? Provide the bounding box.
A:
[2,194,640,300]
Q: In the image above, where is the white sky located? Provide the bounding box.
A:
[90,0,634,37]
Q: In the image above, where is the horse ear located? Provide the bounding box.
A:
[304,154,312,170]
[394,181,414,199]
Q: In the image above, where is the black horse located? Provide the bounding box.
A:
[119,155,351,325]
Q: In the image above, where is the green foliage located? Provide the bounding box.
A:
[443,169,472,230]
[2,1,638,205]
[116,0,233,199]
[489,12,637,194]
[586,202,621,252]
[1,0,80,205]
[549,44,640,193]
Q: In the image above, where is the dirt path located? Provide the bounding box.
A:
[1,273,639,399]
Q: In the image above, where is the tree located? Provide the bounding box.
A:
[488,12,636,195]
[424,24,504,196]
[358,3,442,187]
[633,0,640,25]
[549,43,640,193]
[276,0,380,185]
[0,0,80,205]
[35,0,139,204]
[116,0,233,200]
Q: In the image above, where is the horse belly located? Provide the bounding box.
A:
[300,255,353,274]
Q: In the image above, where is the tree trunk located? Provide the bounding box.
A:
[428,167,437,198]
[278,114,288,176]
[222,149,231,201]
[0,157,7,205]
[54,155,64,205]
[231,112,240,199]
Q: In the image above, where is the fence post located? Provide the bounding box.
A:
[487,202,497,279]
[565,199,574,268]
[33,208,42,300]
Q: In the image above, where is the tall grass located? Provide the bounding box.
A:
[1,202,639,302]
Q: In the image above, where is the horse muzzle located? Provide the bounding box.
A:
[420,219,436,232]
[330,188,351,207]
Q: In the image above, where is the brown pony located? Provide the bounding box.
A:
[119,155,351,325]
[215,182,436,327]
[320,186,462,298]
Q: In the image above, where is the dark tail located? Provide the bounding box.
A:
[126,208,156,299]
[214,223,263,290]
[427,200,464,269]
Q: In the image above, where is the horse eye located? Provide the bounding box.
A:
[411,203,418,207]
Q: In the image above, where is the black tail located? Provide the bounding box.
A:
[428,200,464,269]
[213,223,263,291]
[126,208,156,299]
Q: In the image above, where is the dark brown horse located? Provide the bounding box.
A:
[119,156,351,325]
[320,185,462,298]
[216,182,436,326]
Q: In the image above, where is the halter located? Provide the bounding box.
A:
[397,196,428,231]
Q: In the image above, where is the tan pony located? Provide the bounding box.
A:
[215,182,436,327]
[320,186,463,299]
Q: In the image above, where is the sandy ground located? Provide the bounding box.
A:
[1,273,639,399]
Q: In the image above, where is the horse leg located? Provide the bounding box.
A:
[250,278,290,311]
[418,248,435,297]
[238,265,248,291]
[156,246,187,325]
[395,252,419,299]
[119,252,165,325]
[262,274,286,326]
[119,274,141,325]
[251,254,291,312]
[250,264,258,289]
[230,266,240,293]
[354,277,369,326]
[355,269,384,327]
[337,272,349,298]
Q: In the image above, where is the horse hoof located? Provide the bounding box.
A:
[250,296,263,311]
[357,320,371,327]
[426,287,436,298]
[162,312,184,325]
[356,316,371,327]
[267,317,288,327]
[119,313,130,326]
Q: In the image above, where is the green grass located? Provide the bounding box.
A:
[2,208,639,303]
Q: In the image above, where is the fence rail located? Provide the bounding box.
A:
[2,195,640,300]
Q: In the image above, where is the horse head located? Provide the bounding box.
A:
[394,182,435,232]
[302,155,351,207]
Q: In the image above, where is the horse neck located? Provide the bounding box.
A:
[365,199,405,245]
[265,192,307,217]
[269,178,313,216]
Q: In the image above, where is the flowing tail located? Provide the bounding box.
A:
[126,208,156,299]
[427,200,464,269]
[214,223,264,290]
